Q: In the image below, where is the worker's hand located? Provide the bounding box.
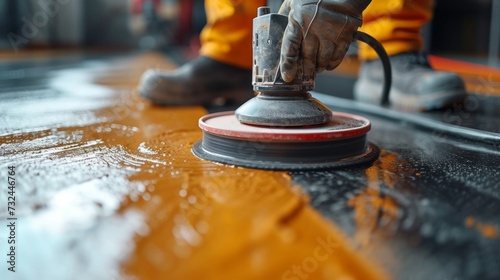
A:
[279,0,371,82]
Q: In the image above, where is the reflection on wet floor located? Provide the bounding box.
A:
[1,52,499,280]
[0,53,387,280]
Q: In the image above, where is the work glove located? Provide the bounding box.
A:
[279,0,371,82]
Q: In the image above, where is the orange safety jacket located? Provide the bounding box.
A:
[200,0,433,69]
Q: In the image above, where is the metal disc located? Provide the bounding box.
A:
[234,94,333,126]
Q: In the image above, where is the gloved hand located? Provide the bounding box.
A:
[279,0,371,82]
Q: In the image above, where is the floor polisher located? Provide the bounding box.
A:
[192,6,391,170]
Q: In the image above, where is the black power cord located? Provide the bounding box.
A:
[354,31,392,106]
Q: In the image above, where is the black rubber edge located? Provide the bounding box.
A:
[192,141,380,171]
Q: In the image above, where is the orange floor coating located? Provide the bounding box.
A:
[429,55,500,96]
[0,53,389,279]
[464,216,499,239]
[349,151,402,246]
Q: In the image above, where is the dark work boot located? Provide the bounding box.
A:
[354,52,467,111]
[139,56,254,106]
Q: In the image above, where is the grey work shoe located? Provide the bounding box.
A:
[353,52,467,111]
[139,56,254,106]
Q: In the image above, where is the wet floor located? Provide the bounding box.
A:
[0,53,386,280]
[1,52,499,280]
[293,96,500,279]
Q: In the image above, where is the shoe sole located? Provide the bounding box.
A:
[139,87,254,107]
[354,78,468,112]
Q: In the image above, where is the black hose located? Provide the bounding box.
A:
[354,31,392,106]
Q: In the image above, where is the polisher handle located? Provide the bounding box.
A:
[253,8,392,107]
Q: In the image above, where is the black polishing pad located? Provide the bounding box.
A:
[192,111,380,171]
